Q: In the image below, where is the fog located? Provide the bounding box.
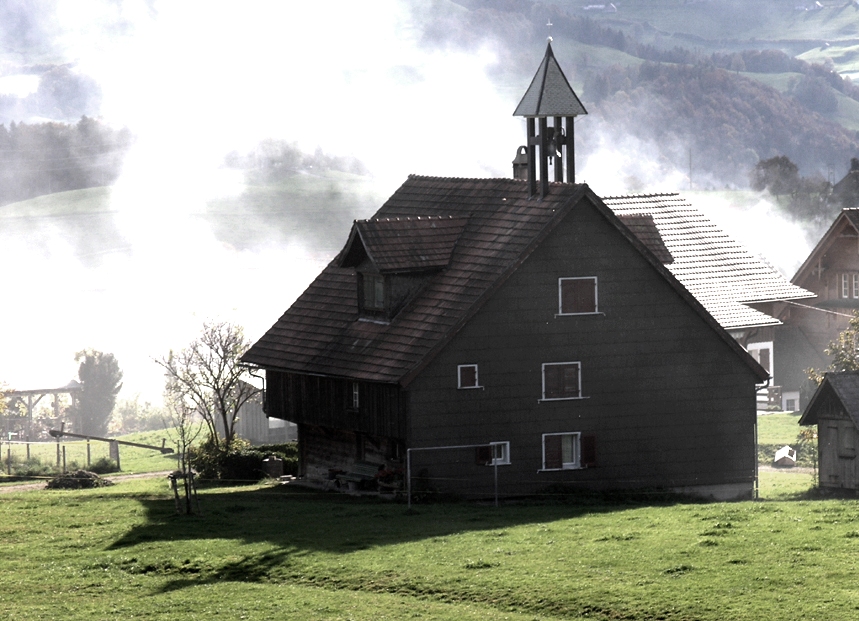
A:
[0,0,521,400]
[0,1,815,401]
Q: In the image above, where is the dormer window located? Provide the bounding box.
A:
[337,215,469,321]
[363,274,385,310]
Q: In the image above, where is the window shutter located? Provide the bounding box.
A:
[563,365,580,398]
[544,365,561,399]
[581,435,597,467]
[475,445,492,465]
[544,435,562,469]
[758,348,770,373]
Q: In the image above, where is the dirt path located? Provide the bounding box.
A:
[0,470,173,493]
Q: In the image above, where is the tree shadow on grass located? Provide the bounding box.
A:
[106,484,711,592]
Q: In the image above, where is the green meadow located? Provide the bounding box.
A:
[0,414,840,621]
[0,468,843,621]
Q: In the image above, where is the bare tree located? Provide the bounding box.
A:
[163,390,204,514]
[156,321,259,452]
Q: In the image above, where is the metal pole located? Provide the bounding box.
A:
[407,449,412,509]
[494,460,498,508]
[62,446,67,473]
[87,439,91,468]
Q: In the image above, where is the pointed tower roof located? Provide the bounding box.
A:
[513,41,587,118]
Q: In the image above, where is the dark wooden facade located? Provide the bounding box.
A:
[404,194,761,498]
[801,372,859,490]
[245,178,768,500]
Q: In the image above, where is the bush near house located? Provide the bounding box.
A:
[189,439,297,482]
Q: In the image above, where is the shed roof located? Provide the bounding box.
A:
[243,176,766,385]
[513,42,587,118]
[604,193,814,330]
[800,371,859,426]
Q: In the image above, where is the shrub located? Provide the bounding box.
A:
[88,457,120,475]
[190,437,268,482]
[254,442,298,476]
[6,456,55,478]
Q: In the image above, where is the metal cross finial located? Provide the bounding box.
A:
[546,19,553,42]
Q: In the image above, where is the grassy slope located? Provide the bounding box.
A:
[1,473,849,621]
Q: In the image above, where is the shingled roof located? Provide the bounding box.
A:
[513,42,587,118]
[800,371,859,426]
[243,177,766,384]
[604,193,814,330]
[338,216,468,273]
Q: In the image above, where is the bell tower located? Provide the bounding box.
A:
[513,40,587,198]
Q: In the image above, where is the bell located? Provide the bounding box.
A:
[512,145,528,180]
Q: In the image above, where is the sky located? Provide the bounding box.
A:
[0,0,812,403]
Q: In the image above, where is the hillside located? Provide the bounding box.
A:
[0,172,383,266]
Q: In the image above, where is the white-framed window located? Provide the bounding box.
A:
[490,441,510,466]
[457,364,480,389]
[541,433,596,470]
[542,432,580,470]
[853,274,858,299]
[746,342,772,374]
[843,273,851,299]
[351,382,360,409]
[558,277,598,315]
[541,362,582,400]
[475,441,510,466]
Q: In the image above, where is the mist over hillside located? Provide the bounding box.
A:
[0,0,848,399]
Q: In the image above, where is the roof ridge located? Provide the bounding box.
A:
[603,192,682,199]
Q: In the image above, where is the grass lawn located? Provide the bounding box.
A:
[0,467,851,621]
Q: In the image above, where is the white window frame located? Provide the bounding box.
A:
[540,361,583,401]
[557,276,599,316]
[853,273,858,299]
[541,432,581,471]
[488,441,510,466]
[843,273,850,299]
[746,341,773,375]
[351,382,360,409]
[457,364,481,389]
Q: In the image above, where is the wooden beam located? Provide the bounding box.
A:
[566,116,575,184]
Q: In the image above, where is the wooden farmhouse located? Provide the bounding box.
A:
[775,209,859,410]
[800,371,859,490]
[243,42,781,500]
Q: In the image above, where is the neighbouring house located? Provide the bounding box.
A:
[800,371,859,489]
[603,193,814,412]
[776,209,859,410]
[213,382,297,445]
[242,43,771,500]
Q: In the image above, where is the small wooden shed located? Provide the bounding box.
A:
[800,371,859,489]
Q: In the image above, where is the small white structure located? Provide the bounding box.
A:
[774,445,797,467]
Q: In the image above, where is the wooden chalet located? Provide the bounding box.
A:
[242,42,771,500]
[800,371,859,489]
[777,209,859,411]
